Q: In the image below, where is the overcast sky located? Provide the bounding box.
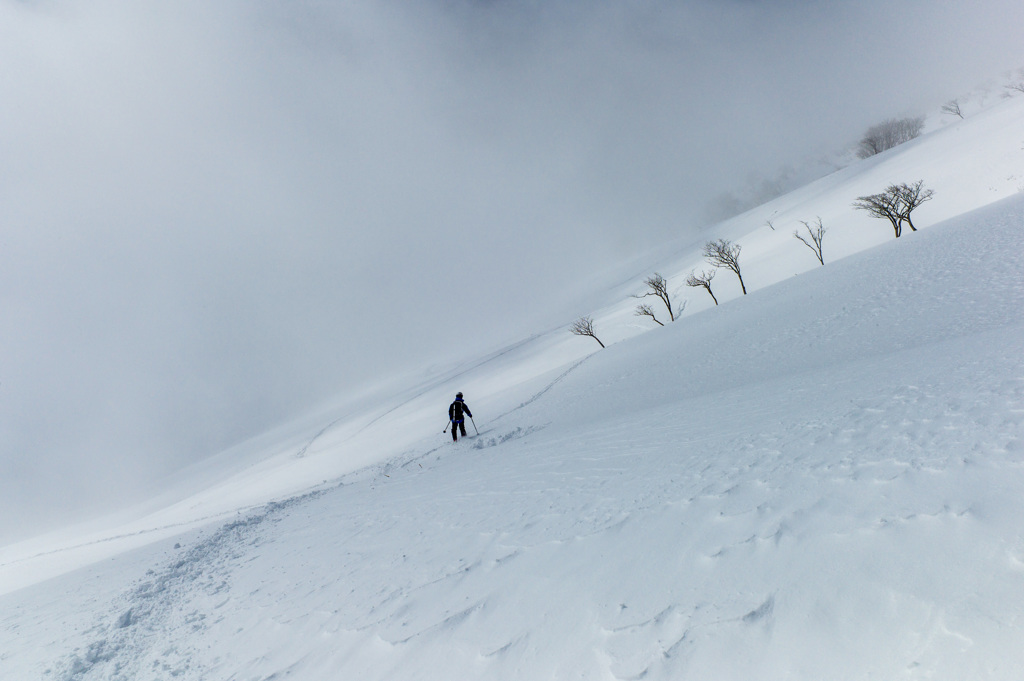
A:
[2,0,1022,541]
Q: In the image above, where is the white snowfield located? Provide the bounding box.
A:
[2,97,1024,680]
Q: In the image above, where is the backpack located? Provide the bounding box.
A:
[451,400,464,420]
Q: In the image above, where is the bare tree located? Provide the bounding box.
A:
[894,180,934,232]
[941,99,964,119]
[634,304,664,326]
[1005,81,1024,95]
[632,272,682,322]
[856,116,925,159]
[702,239,747,295]
[685,269,719,305]
[853,188,903,237]
[569,316,605,348]
[853,180,934,238]
[793,217,827,266]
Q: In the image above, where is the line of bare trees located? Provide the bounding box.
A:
[572,238,747,344]
[568,32,980,349]
[572,178,934,349]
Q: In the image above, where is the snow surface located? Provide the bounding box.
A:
[2,96,1024,680]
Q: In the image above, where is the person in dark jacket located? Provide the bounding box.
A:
[448,392,473,441]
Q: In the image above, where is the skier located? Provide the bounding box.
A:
[448,392,473,442]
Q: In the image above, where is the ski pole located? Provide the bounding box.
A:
[470,417,479,436]
[443,420,450,434]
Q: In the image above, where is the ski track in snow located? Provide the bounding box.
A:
[47,492,326,681]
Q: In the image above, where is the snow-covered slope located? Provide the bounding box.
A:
[1,97,1023,680]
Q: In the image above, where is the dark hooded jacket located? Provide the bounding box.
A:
[449,397,472,422]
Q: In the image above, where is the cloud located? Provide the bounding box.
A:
[1,0,1022,540]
